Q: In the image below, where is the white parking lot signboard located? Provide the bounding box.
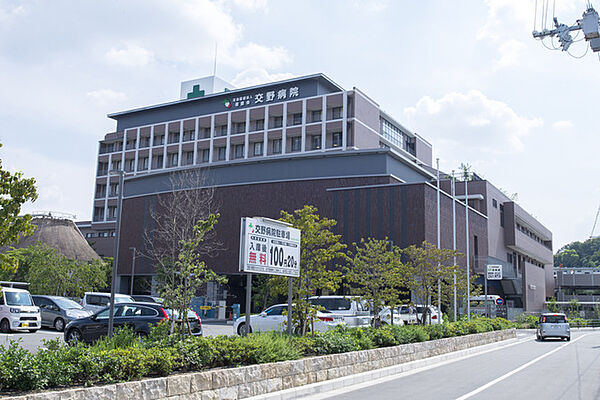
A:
[486,265,502,280]
[239,217,301,277]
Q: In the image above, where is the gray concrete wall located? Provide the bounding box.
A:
[524,262,547,312]
[351,90,381,150]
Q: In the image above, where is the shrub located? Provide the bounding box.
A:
[311,330,361,355]
[209,336,259,367]
[175,337,215,370]
[516,313,538,329]
[245,333,302,363]
[371,326,398,347]
[0,340,41,392]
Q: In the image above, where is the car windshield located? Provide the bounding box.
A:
[309,298,351,311]
[4,291,33,306]
[542,315,566,323]
[53,297,83,310]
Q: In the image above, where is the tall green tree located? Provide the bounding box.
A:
[3,243,109,297]
[0,143,38,271]
[402,241,464,324]
[345,238,407,327]
[554,237,600,268]
[156,215,227,337]
[274,205,347,334]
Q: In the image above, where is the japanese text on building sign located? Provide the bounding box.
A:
[486,265,502,280]
[239,217,301,277]
[228,87,299,108]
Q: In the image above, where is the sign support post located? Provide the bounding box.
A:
[287,278,293,334]
[244,273,252,336]
[484,271,488,318]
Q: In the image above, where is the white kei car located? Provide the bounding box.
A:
[233,303,345,335]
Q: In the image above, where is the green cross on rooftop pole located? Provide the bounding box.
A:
[187,85,205,99]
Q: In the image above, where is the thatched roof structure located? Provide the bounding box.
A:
[9,216,101,262]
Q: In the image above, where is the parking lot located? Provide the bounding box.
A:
[0,322,235,353]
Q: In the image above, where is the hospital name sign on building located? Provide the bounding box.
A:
[226,86,300,109]
[239,217,301,277]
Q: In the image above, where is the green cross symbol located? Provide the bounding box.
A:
[187,85,205,99]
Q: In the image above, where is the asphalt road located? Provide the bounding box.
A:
[317,329,600,400]
[0,322,235,353]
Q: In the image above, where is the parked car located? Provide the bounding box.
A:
[64,302,169,344]
[131,295,164,304]
[165,309,202,336]
[80,292,135,313]
[0,287,41,333]
[32,295,92,332]
[536,313,570,341]
[308,296,371,327]
[379,307,408,326]
[233,303,345,335]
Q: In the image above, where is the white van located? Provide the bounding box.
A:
[308,296,372,327]
[81,292,135,313]
[0,287,41,333]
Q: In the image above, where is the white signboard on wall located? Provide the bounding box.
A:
[239,217,301,277]
[486,265,503,280]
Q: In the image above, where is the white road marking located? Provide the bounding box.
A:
[455,333,590,400]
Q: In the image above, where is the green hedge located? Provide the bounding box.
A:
[0,316,515,394]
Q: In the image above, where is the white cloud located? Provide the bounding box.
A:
[552,120,574,130]
[105,44,155,67]
[231,0,269,12]
[495,39,526,69]
[0,3,25,24]
[86,89,128,106]
[225,42,292,70]
[231,68,295,87]
[403,90,543,156]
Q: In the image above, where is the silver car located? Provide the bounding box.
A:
[536,313,570,341]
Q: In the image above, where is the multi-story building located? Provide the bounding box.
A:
[82,73,553,313]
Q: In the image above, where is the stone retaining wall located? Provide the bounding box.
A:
[5,329,516,400]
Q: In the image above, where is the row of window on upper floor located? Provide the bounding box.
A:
[96,133,344,178]
[99,108,345,154]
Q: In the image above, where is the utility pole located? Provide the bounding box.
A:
[436,158,442,323]
[452,170,457,321]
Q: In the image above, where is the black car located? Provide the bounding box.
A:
[32,295,92,332]
[64,302,168,344]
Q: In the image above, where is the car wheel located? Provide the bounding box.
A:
[237,323,251,335]
[66,328,82,344]
[28,329,38,333]
[54,318,65,332]
[0,319,10,333]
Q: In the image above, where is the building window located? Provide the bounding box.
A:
[139,137,150,148]
[234,144,244,159]
[272,116,283,128]
[234,123,245,134]
[492,199,498,208]
[199,128,211,139]
[311,110,321,123]
[201,149,210,162]
[218,125,227,136]
[153,134,164,145]
[152,155,163,169]
[499,204,505,227]
[253,142,263,156]
[126,139,136,150]
[311,135,322,150]
[332,132,342,147]
[97,162,108,176]
[272,139,282,154]
[111,160,121,171]
[168,132,179,144]
[185,151,194,165]
[331,107,343,119]
[217,147,226,161]
[109,183,119,197]
[167,153,178,167]
[292,113,302,125]
[93,207,104,222]
[125,159,135,172]
[85,232,95,238]
[107,206,117,221]
[291,137,301,152]
[255,119,264,131]
[95,184,106,198]
[138,157,148,170]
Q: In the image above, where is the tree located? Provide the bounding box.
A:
[554,237,600,268]
[273,205,347,334]
[402,241,463,324]
[0,143,38,271]
[157,216,226,337]
[2,243,110,297]
[345,238,407,327]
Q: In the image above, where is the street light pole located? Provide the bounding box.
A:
[129,247,136,295]
[465,173,471,321]
[451,170,457,321]
[108,170,124,338]
[436,158,441,323]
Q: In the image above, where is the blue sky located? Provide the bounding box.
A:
[1,0,598,249]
